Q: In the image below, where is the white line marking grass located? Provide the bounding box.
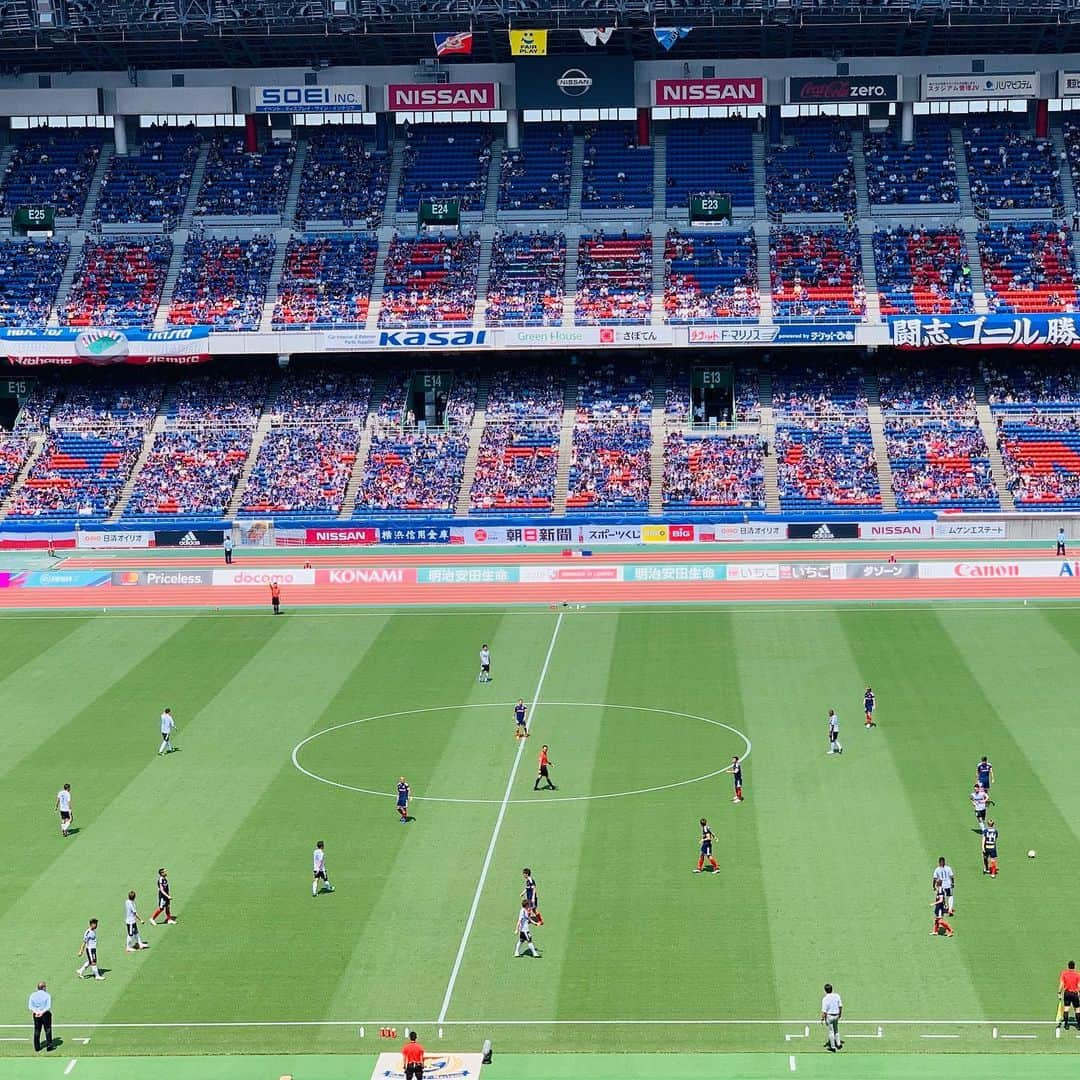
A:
[436,613,562,1024]
[789,1055,796,1072]
[64,1061,77,1076]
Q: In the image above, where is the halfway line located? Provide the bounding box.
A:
[436,612,564,1024]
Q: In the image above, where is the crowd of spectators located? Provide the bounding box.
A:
[665,362,761,425]
[887,418,998,508]
[982,358,1080,407]
[62,237,172,327]
[665,120,755,214]
[581,123,653,211]
[240,425,359,515]
[0,129,102,218]
[168,370,269,425]
[272,236,378,329]
[168,234,276,330]
[0,434,31,501]
[864,118,958,205]
[770,228,866,319]
[296,128,389,228]
[195,136,296,217]
[772,361,867,417]
[999,416,1080,508]
[378,233,480,328]
[978,222,1079,314]
[0,238,69,326]
[498,124,572,212]
[51,369,163,429]
[776,422,880,508]
[663,229,759,322]
[765,120,856,215]
[485,231,565,326]
[274,363,374,422]
[964,118,1063,212]
[663,432,765,508]
[873,226,973,316]
[96,127,201,227]
[878,360,977,418]
[575,232,653,325]
[397,125,492,213]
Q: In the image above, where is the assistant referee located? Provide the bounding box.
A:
[1060,961,1080,1029]
[28,982,52,1053]
[401,1031,425,1079]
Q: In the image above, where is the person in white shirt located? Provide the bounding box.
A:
[514,899,539,957]
[820,983,843,1052]
[970,784,992,830]
[76,918,105,980]
[158,709,176,756]
[124,891,149,952]
[479,644,491,683]
[827,710,843,755]
[55,784,73,837]
[932,856,956,915]
[312,840,334,897]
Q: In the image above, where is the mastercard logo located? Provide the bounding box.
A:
[116,571,140,585]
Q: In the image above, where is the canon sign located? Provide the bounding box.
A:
[386,83,499,111]
[788,75,899,103]
[652,78,765,107]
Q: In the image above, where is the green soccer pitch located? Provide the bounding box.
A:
[3,603,1080,1076]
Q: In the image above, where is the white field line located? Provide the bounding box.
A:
[436,612,563,1024]
[64,1061,77,1076]
[788,1054,796,1072]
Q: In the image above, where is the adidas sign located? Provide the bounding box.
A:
[811,524,835,540]
[177,531,201,547]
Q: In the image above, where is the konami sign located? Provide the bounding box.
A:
[386,82,500,111]
[652,77,765,107]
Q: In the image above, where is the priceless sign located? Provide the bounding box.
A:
[787,75,898,103]
[652,77,765,107]
[252,85,367,113]
[385,82,499,111]
[921,73,1038,101]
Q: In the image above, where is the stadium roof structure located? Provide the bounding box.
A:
[0,0,1079,73]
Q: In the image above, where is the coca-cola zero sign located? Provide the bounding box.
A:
[787,75,898,103]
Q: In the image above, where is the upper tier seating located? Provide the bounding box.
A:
[765,120,856,216]
[498,123,572,211]
[196,136,296,217]
[873,227,974,316]
[378,233,480,328]
[776,422,881,509]
[295,127,389,228]
[863,118,958,206]
[964,118,1063,212]
[0,130,102,218]
[168,235,276,330]
[665,120,755,213]
[397,125,492,214]
[978,222,1079,314]
[0,238,69,326]
[581,123,653,211]
[663,432,765,509]
[983,359,1080,409]
[770,228,866,320]
[96,128,201,226]
[272,236,378,329]
[664,229,759,323]
[575,232,652,326]
[887,418,999,509]
[62,237,172,328]
[485,231,566,327]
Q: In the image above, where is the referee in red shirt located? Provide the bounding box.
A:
[402,1031,425,1079]
[1060,961,1080,1029]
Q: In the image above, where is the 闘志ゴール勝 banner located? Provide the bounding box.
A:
[1,326,210,364]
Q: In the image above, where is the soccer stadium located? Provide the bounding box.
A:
[6,3,1080,1079]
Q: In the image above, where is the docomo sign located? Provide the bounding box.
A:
[212,568,316,586]
[652,77,765,107]
[921,72,1039,100]
[252,85,367,113]
[385,82,500,112]
[787,75,899,103]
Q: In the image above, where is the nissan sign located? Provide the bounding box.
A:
[653,77,765,107]
[921,73,1038,100]
[385,82,499,111]
[253,85,367,113]
[515,55,635,109]
[787,75,899,103]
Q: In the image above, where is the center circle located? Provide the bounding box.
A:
[291,702,751,805]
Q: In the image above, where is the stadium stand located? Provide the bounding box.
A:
[485,231,566,327]
[770,227,866,319]
[61,237,172,327]
[873,226,974,315]
[581,122,653,211]
[575,232,653,326]
[887,419,999,509]
[977,221,1079,314]
[963,117,1063,212]
[663,432,765,508]
[378,233,481,328]
[271,235,378,329]
[167,370,269,425]
[765,119,856,215]
[0,434,31,501]
[396,125,493,214]
[295,127,389,228]
[776,422,881,508]
[0,129,103,219]
[863,118,958,206]
[772,360,867,417]
[878,360,978,419]
[663,229,759,323]
[0,238,69,326]
[50,369,164,429]
[168,234,276,330]
[498,123,573,212]
[665,120,755,214]
[196,136,296,217]
[95,127,201,226]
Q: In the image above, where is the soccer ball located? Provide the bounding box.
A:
[1027,850,1036,858]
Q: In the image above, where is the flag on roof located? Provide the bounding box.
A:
[653,27,692,51]
[579,27,615,47]
[509,29,548,55]
[434,31,473,56]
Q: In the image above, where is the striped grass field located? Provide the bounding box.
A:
[2,603,1080,1065]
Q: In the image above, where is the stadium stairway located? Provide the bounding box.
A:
[851,129,870,218]
[648,367,667,517]
[950,127,976,217]
[259,230,292,333]
[561,228,580,326]
[1052,123,1077,218]
[0,144,14,190]
[109,419,169,523]
[552,369,579,516]
[857,224,881,323]
[651,231,666,324]
[473,234,494,328]
[568,135,585,221]
[974,377,1017,512]
[752,132,768,219]
[482,137,503,224]
[339,370,386,519]
[79,143,114,229]
[47,233,85,328]
[223,369,283,519]
[153,229,189,330]
[381,141,406,229]
[864,372,898,513]
[652,130,667,222]
[0,434,45,521]
[759,369,780,514]
[366,229,393,330]
[179,140,210,229]
[283,139,308,227]
[753,221,773,321]
[963,224,990,315]
[454,373,490,516]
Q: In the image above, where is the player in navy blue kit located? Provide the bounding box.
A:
[731,756,744,803]
[863,687,876,729]
[396,777,410,823]
[695,818,719,874]
[514,699,529,740]
[982,819,999,876]
[976,756,994,793]
[521,867,544,925]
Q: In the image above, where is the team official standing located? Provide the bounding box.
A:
[932,857,956,915]
[223,535,234,564]
[1057,527,1067,557]
[312,841,334,896]
[125,891,149,952]
[76,919,105,980]
[158,709,176,755]
[27,982,52,1052]
[820,983,843,1052]
[401,1031,426,1080]
[56,783,73,837]
[270,581,281,614]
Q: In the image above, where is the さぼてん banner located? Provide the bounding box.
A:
[890,314,1080,349]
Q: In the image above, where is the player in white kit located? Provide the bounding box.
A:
[77,918,105,979]
[479,644,491,683]
[312,840,334,896]
[56,784,73,837]
[158,708,176,755]
[932,857,956,915]
[514,900,540,957]
[125,891,149,952]
[827,710,843,755]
